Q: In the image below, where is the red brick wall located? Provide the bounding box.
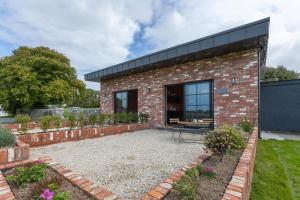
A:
[17,123,150,147]
[222,127,258,200]
[0,140,30,166]
[100,49,259,127]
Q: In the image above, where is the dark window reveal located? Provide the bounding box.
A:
[114,90,138,113]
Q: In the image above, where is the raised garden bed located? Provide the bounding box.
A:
[143,127,257,200]
[17,123,150,147]
[0,156,121,200]
[0,140,29,166]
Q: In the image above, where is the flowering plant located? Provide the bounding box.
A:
[40,188,54,200]
[201,166,216,178]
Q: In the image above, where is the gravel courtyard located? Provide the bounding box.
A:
[31,129,205,199]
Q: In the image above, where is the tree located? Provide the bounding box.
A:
[262,65,299,81]
[70,89,100,108]
[0,46,85,114]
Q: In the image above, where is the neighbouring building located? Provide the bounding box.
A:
[85,18,270,128]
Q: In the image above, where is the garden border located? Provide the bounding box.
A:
[0,156,122,200]
[142,152,212,200]
[0,140,30,166]
[222,127,258,200]
[17,123,150,147]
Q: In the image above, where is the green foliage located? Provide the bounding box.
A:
[139,113,149,123]
[68,114,76,130]
[262,65,299,82]
[119,112,128,123]
[239,118,253,132]
[63,108,69,119]
[39,115,52,132]
[0,127,16,147]
[127,112,138,123]
[16,114,31,133]
[0,46,85,114]
[204,125,244,160]
[98,113,106,126]
[88,113,97,127]
[70,89,100,108]
[32,175,70,200]
[6,162,47,187]
[52,115,62,131]
[173,168,200,200]
[78,112,85,129]
[106,113,114,125]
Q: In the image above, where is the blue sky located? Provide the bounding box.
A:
[1,0,300,89]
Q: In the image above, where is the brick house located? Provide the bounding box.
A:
[85,18,269,128]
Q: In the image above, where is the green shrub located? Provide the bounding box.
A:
[52,115,62,131]
[127,112,138,123]
[139,113,149,123]
[16,114,31,133]
[98,114,106,126]
[173,168,199,200]
[63,108,69,119]
[88,113,97,127]
[106,113,115,125]
[119,112,128,123]
[0,127,16,148]
[239,118,253,132]
[78,112,85,129]
[68,114,76,130]
[204,125,245,160]
[6,161,47,187]
[39,115,52,132]
[220,125,245,149]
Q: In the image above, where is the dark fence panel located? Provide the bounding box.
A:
[261,80,300,132]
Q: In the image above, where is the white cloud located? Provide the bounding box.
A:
[144,0,300,72]
[0,0,299,90]
[0,0,157,89]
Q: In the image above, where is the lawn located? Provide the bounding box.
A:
[250,139,300,200]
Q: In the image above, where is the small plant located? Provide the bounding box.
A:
[88,113,97,127]
[16,114,31,133]
[173,167,200,200]
[106,113,114,125]
[68,114,76,130]
[127,112,138,123]
[119,112,128,123]
[0,127,16,148]
[63,108,69,119]
[39,115,53,132]
[204,125,245,161]
[32,175,70,200]
[52,115,62,131]
[6,161,47,186]
[201,166,216,178]
[98,113,106,126]
[239,118,253,132]
[139,113,149,123]
[78,112,85,130]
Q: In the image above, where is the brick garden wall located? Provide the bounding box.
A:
[0,140,30,166]
[100,48,259,127]
[17,123,150,147]
[5,120,70,131]
[222,127,258,200]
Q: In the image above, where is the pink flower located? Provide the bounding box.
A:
[36,159,44,164]
[40,188,54,200]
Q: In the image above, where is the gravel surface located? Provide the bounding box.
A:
[31,129,205,200]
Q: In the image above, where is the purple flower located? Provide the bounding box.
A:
[40,188,54,200]
[36,159,44,164]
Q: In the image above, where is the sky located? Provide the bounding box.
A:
[0,0,300,90]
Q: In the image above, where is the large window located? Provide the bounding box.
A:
[114,90,138,113]
[184,81,212,120]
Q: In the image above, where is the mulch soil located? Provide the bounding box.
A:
[167,149,243,200]
[3,166,92,200]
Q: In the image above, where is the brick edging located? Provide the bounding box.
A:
[142,153,212,200]
[0,156,122,200]
[222,127,258,200]
[17,123,150,147]
[0,140,30,166]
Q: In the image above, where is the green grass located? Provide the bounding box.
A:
[250,140,300,200]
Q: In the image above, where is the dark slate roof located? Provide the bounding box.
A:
[85,18,270,82]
